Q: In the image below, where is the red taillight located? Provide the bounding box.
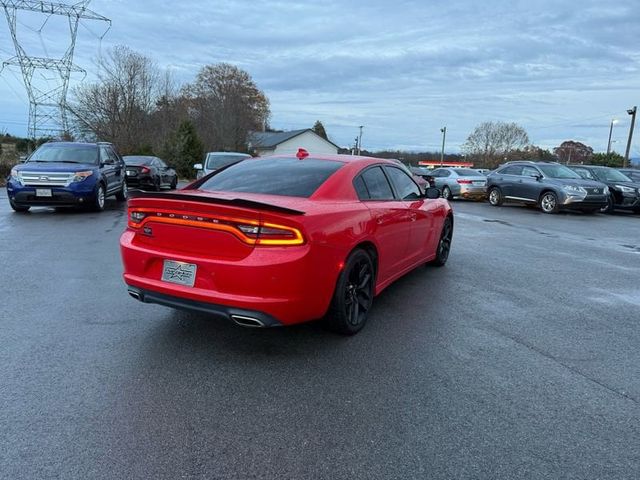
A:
[128,208,304,246]
[457,179,472,184]
[141,166,150,174]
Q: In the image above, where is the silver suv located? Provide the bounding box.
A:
[486,161,609,214]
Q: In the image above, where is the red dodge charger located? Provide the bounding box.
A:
[120,152,453,335]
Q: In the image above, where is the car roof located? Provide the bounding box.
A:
[260,153,399,167]
[41,141,102,148]
[206,152,251,156]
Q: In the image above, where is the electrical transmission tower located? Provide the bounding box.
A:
[1,1,110,138]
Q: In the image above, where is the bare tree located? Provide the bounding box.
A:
[70,46,162,153]
[185,63,270,151]
[462,121,530,167]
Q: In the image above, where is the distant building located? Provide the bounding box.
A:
[249,129,339,156]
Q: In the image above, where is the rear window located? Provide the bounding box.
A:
[453,168,482,176]
[206,154,251,170]
[198,157,343,197]
[124,156,152,166]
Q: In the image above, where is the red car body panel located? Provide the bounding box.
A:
[120,154,452,326]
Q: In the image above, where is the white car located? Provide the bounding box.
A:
[194,152,252,178]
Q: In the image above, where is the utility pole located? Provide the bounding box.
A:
[1,1,111,139]
[606,119,618,155]
[440,126,446,166]
[624,106,637,168]
[357,126,363,155]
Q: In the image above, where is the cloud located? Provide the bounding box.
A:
[0,0,638,153]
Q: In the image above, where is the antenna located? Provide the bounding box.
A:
[1,1,110,139]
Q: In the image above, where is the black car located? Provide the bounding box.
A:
[486,161,609,214]
[569,165,640,213]
[123,156,178,191]
[618,168,640,183]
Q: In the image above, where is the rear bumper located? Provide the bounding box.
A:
[458,185,487,199]
[126,286,282,327]
[120,230,341,325]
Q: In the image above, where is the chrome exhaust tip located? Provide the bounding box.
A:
[128,289,142,301]
[230,315,265,328]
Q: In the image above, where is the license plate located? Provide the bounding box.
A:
[126,170,136,176]
[161,260,197,287]
[473,181,485,186]
[36,188,52,197]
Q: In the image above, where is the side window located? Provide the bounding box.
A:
[522,166,540,177]
[430,169,442,177]
[353,176,370,200]
[156,158,167,169]
[99,147,113,164]
[501,165,523,175]
[384,166,421,200]
[360,166,394,200]
[439,170,451,177]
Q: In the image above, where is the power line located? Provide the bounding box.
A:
[0,1,111,138]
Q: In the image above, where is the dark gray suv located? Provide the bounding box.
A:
[486,161,609,214]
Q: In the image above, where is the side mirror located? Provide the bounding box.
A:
[424,186,441,199]
[193,163,203,171]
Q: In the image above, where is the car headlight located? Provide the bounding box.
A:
[10,167,21,184]
[563,185,587,195]
[615,185,635,193]
[603,186,610,195]
[71,171,94,182]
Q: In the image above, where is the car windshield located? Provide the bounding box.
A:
[594,168,632,182]
[198,157,343,197]
[538,164,581,179]
[29,144,98,164]
[124,156,153,166]
[205,154,251,170]
[453,168,483,176]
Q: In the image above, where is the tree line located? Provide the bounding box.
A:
[68,46,270,177]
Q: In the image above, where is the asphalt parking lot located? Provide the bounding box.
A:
[1,191,639,480]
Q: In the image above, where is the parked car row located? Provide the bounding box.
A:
[5,142,181,212]
[408,161,640,215]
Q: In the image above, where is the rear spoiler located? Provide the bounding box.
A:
[127,190,305,216]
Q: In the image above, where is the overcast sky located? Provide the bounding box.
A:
[1,0,638,155]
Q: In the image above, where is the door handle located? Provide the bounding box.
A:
[409,213,417,221]
[375,215,385,225]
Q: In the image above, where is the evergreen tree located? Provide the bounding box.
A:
[312,120,328,140]
[163,120,204,178]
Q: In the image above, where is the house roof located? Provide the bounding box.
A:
[249,129,340,149]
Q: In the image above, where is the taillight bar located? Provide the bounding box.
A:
[128,208,304,246]
[456,179,473,184]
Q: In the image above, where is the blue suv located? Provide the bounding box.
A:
[6,141,127,212]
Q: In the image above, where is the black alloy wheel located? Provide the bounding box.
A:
[326,249,375,335]
[430,216,453,266]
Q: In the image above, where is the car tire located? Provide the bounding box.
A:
[9,200,30,213]
[600,195,614,214]
[488,187,503,206]
[539,191,559,214]
[442,186,452,200]
[153,177,161,191]
[170,177,177,190]
[92,183,106,212]
[429,216,453,267]
[325,249,375,335]
[115,182,128,201]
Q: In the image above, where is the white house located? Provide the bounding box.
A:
[249,129,339,156]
